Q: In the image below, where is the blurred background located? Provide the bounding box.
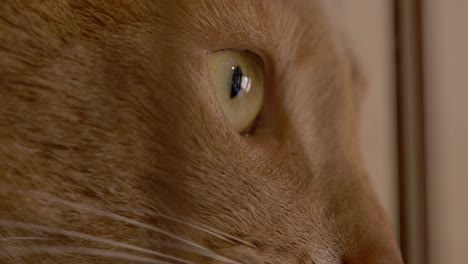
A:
[337,0,467,264]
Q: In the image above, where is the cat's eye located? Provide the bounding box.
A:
[208,50,265,134]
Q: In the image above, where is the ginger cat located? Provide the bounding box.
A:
[0,0,402,263]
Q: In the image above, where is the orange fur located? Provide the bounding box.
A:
[0,0,402,263]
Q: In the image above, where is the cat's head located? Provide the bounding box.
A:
[0,0,402,263]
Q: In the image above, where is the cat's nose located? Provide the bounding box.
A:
[341,223,404,264]
[342,244,404,264]
[338,195,404,264]
[333,171,404,264]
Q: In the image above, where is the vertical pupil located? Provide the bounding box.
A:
[230,66,243,98]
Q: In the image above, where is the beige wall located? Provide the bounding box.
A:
[339,1,399,231]
[326,1,468,262]
[425,1,468,263]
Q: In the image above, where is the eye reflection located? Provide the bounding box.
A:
[230,66,252,99]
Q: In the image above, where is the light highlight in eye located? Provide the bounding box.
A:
[208,50,265,134]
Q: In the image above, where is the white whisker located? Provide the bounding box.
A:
[117,207,254,248]
[0,237,52,241]
[0,189,206,251]
[9,246,173,264]
[129,239,244,264]
[0,188,242,264]
[0,219,196,264]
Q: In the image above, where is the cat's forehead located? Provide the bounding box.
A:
[70,0,331,45]
[159,0,330,40]
[8,0,336,64]
[147,0,338,73]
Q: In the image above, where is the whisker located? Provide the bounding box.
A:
[129,239,245,264]
[0,237,52,241]
[8,246,173,264]
[0,189,206,251]
[0,219,196,264]
[117,207,254,248]
[0,188,242,264]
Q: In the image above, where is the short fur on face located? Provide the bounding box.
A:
[0,0,402,263]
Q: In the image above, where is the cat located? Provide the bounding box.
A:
[0,0,403,263]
